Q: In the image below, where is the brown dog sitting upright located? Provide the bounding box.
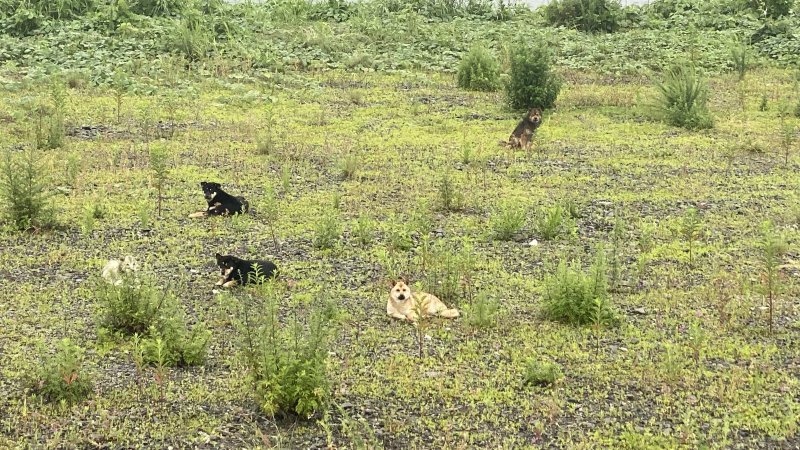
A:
[504,107,542,150]
[387,278,459,322]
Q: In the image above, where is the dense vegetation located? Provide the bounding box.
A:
[1,0,800,448]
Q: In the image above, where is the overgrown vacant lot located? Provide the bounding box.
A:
[1,66,800,448]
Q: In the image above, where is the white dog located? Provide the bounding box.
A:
[101,256,139,286]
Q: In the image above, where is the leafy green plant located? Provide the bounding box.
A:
[489,200,527,241]
[680,207,702,266]
[239,282,336,419]
[505,43,561,110]
[27,339,93,405]
[730,42,749,81]
[98,274,210,366]
[438,169,465,212]
[543,0,621,33]
[542,252,617,326]
[457,45,500,92]
[337,152,361,181]
[522,358,563,387]
[313,208,341,249]
[97,275,167,336]
[465,291,500,329]
[759,221,787,335]
[170,19,212,61]
[534,205,574,241]
[352,216,374,247]
[0,148,55,231]
[656,64,713,130]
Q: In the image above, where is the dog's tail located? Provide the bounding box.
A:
[439,308,460,319]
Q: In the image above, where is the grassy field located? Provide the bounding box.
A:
[1,65,800,449]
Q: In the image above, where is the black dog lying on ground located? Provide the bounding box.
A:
[189,181,249,218]
[215,253,277,287]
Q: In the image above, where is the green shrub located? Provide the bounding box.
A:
[98,275,210,366]
[457,45,501,92]
[438,169,465,212]
[730,42,749,81]
[337,152,361,181]
[522,358,563,387]
[313,208,341,249]
[656,64,713,130]
[465,291,500,329]
[541,253,617,326]
[543,0,621,33]
[143,318,211,367]
[535,205,575,241]
[239,283,336,419]
[505,43,561,111]
[169,19,212,61]
[490,200,527,241]
[0,149,55,231]
[27,339,93,404]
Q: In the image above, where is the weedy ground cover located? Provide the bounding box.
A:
[0,65,798,448]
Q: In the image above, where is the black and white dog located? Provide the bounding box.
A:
[189,181,249,218]
[214,253,277,287]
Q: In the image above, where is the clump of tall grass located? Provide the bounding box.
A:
[656,64,713,130]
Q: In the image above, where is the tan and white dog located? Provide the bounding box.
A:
[387,279,459,322]
[101,256,139,286]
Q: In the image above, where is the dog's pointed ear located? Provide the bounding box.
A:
[387,278,396,288]
[215,253,222,262]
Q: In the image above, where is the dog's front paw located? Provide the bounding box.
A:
[214,280,224,286]
[222,280,238,288]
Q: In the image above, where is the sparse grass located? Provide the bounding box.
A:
[0,63,799,449]
[522,358,563,387]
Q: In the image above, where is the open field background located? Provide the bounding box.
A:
[1,0,800,449]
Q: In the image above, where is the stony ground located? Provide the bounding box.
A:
[1,68,799,449]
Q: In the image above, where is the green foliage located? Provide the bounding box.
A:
[169,19,212,61]
[751,0,795,18]
[438,169,465,212]
[239,283,336,419]
[97,275,168,335]
[97,275,209,366]
[542,252,617,326]
[759,220,787,334]
[131,0,184,17]
[27,339,93,404]
[730,41,749,80]
[534,205,575,241]
[505,43,561,110]
[313,208,341,249]
[465,291,500,329]
[352,216,374,247]
[337,152,361,181]
[0,148,55,231]
[680,207,703,266]
[522,358,563,387]
[489,200,527,241]
[457,45,500,92]
[543,0,622,33]
[420,241,475,303]
[656,64,713,130]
